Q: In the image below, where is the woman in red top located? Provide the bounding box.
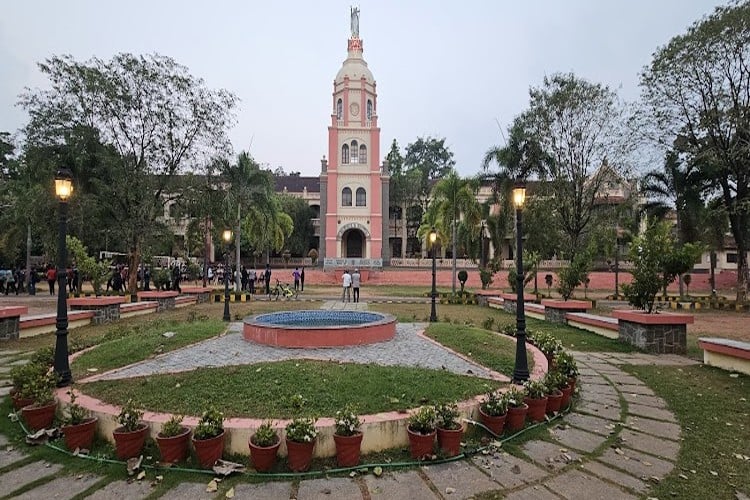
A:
[46,266,57,296]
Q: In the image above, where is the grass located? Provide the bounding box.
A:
[624,364,750,499]
[424,323,531,375]
[70,317,226,378]
[80,360,504,418]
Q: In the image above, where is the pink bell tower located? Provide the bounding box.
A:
[319,8,390,268]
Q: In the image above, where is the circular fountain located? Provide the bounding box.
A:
[243,310,397,348]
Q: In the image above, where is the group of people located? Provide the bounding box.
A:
[341,268,362,303]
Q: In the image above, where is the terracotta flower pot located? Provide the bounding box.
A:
[249,439,281,472]
[567,377,577,393]
[113,424,149,459]
[11,390,35,411]
[62,417,98,451]
[192,431,225,468]
[333,432,363,467]
[524,396,548,422]
[436,426,463,457]
[286,438,316,472]
[155,427,191,463]
[560,384,573,409]
[406,427,436,459]
[506,404,528,431]
[478,408,507,436]
[21,401,57,431]
[546,389,563,414]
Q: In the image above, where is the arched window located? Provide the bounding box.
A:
[351,140,359,164]
[336,99,342,119]
[356,187,367,207]
[341,144,349,164]
[367,99,372,119]
[342,187,352,206]
[359,144,367,164]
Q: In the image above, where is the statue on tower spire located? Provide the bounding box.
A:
[350,6,360,38]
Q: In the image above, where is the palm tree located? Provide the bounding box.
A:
[221,152,276,290]
[427,171,481,293]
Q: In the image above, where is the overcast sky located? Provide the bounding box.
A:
[1,1,723,177]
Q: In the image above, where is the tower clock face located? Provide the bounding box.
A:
[350,102,360,117]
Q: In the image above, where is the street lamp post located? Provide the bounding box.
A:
[53,168,74,387]
[429,228,438,322]
[480,220,486,268]
[512,182,529,383]
[222,229,232,322]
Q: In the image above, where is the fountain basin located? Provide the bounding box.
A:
[243,310,397,348]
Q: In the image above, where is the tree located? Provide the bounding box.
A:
[19,53,237,292]
[66,236,110,295]
[639,2,750,302]
[220,151,276,290]
[425,171,481,293]
[278,194,314,257]
[522,73,631,260]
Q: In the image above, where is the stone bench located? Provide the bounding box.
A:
[612,310,693,354]
[565,312,619,339]
[137,291,179,312]
[523,302,546,320]
[0,306,28,340]
[475,290,502,307]
[499,292,537,314]
[68,296,126,324]
[180,287,213,304]
[541,299,592,324]
[698,337,750,376]
[120,301,158,318]
[174,295,197,308]
[487,296,504,309]
[19,311,95,338]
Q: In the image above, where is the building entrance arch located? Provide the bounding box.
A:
[342,228,365,258]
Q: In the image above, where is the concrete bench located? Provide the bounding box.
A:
[523,302,546,321]
[137,291,179,312]
[698,337,750,376]
[68,296,126,324]
[565,312,619,339]
[174,295,197,308]
[487,296,504,309]
[541,299,592,324]
[180,287,213,304]
[19,311,95,338]
[120,301,158,319]
[0,306,28,341]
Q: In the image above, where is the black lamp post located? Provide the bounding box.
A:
[480,220,486,268]
[429,227,438,322]
[512,182,529,383]
[53,168,73,387]
[222,229,232,322]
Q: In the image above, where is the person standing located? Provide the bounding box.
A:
[342,269,352,303]
[351,268,361,303]
[29,267,38,295]
[264,264,272,295]
[144,266,151,291]
[241,266,248,291]
[46,265,56,295]
[172,264,182,293]
[292,267,301,291]
[300,266,305,291]
[248,267,256,295]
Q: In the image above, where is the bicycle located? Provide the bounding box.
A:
[269,278,298,301]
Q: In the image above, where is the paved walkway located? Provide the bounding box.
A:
[0,328,699,498]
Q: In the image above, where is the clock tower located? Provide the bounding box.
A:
[319,8,389,267]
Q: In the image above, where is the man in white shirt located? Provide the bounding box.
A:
[342,269,352,303]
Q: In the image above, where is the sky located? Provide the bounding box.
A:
[0,0,725,177]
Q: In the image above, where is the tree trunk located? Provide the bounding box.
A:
[737,250,748,303]
[128,239,140,297]
[451,220,456,295]
[709,251,716,295]
[202,217,209,288]
[678,275,684,298]
[25,224,32,290]
[235,205,241,292]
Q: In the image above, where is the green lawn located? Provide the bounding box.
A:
[80,360,504,418]
[624,364,750,499]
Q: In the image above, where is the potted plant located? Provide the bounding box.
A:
[333,404,363,467]
[523,380,549,422]
[555,351,579,394]
[112,399,148,459]
[192,407,225,468]
[478,388,508,436]
[532,331,563,367]
[285,416,318,472]
[505,386,529,431]
[249,421,280,472]
[10,362,46,410]
[543,371,565,415]
[21,370,58,431]
[435,402,463,457]
[60,390,98,451]
[406,405,436,459]
[155,414,191,463]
